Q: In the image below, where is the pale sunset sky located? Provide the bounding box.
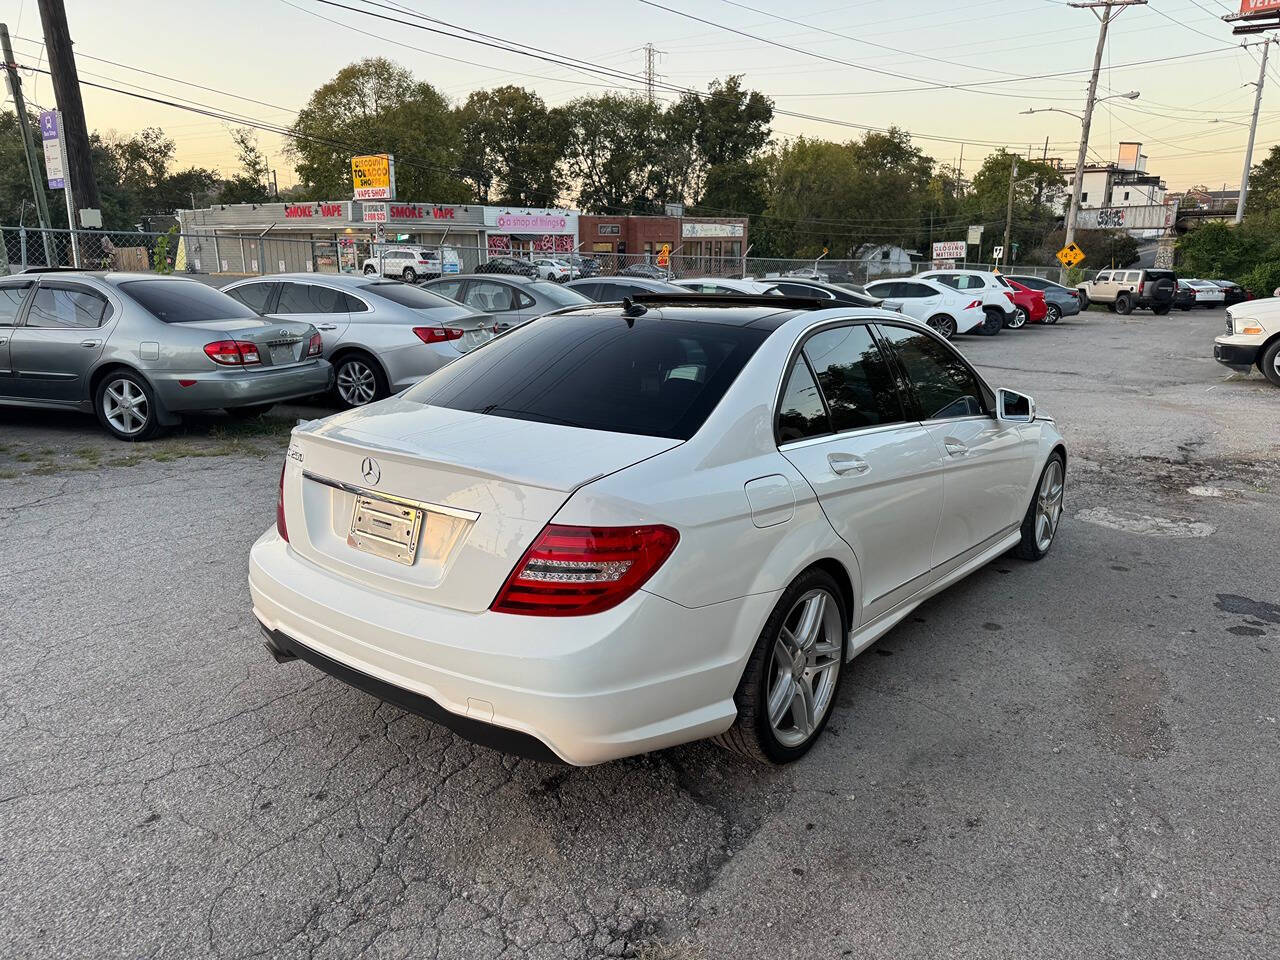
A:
[1,0,1273,196]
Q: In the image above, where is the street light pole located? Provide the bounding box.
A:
[1236,39,1271,224]
[1064,1,1146,248]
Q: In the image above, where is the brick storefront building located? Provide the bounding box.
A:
[577,214,748,272]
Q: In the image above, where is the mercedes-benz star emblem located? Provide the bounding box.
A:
[361,456,381,486]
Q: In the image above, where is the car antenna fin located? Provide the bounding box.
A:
[621,297,647,319]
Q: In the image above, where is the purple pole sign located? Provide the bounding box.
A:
[40,110,65,190]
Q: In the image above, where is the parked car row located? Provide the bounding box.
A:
[1076,269,1254,315]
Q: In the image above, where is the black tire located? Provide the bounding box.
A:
[1076,291,1090,310]
[225,403,275,420]
[332,352,388,409]
[1115,294,1133,315]
[401,267,417,283]
[926,314,956,339]
[1007,307,1028,329]
[714,567,848,764]
[1013,452,1065,561]
[979,308,1003,336]
[94,369,161,442]
[1261,339,1280,387]
[1046,303,1062,325]
[363,265,377,275]
[1152,304,1171,316]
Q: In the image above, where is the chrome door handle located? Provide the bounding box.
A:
[828,453,870,476]
[80,339,101,348]
[0,336,7,346]
[943,437,968,457]
[316,324,338,331]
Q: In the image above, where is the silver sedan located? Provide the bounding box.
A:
[420,274,590,330]
[223,274,494,407]
[0,271,332,440]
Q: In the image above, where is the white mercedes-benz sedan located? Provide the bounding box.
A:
[249,293,1066,765]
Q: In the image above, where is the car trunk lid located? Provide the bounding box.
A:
[285,398,680,612]
[184,317,316,366]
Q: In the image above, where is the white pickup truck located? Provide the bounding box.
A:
[1214,298,1280,386]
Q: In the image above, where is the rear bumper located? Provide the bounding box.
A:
[154,359,333,411]
[248,529,777,765]
[1214,337,1260,369]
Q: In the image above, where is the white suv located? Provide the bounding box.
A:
[914,269,1015,335]
[363,246,453,282]
[863,277,987,339]
[1214,298,1280,386]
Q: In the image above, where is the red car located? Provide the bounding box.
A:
[1003,278,1048,327]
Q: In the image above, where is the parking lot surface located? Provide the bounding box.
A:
[1,308,1277,960]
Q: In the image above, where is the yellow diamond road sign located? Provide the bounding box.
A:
[1056,242,1085,268]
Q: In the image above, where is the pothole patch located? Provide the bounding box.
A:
[1075,506,1214,538]
[1187,485,1227,498]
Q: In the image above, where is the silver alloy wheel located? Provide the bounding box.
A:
[1035,458,1065,551]
[1047,304,1061,324]
[928,315,956,338]
[1010,308,1028,328]
[102,377,149,436]
[336,359,377,406]
[767,588,842,748]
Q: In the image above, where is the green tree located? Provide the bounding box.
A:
[1244,144,1280,216]
[456,86,568,205]
[218,127,271,204]
[846,128,935,250]
[289,58,466,202]
[564,93,665,213]
[765,137,858,256]
[962,150,1063,263]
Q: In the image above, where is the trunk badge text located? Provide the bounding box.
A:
[361,457,381,486]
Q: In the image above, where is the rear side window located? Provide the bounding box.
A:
[802,325,905,431]
[359,282,460,310]
[430,279,465,301]
[226,282,275,314]
[404,313,769,440]
[26,285,111,328]
[275,282,353,314]
[876,324,988,420]
[0,282,31,325]
[120,280,257,322]
[530,282,590,307]
[777,356,831,443]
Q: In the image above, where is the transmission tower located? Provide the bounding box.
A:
[641,43,665,104]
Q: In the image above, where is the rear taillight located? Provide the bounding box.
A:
[276,461,289,542]
[491,523,679,616]
[965,299,981,310]
[204,339,261,365]
[1069,291,1079,300]
[306,332,322,357]
[413,326,465,344]
[1138,281,1146,296]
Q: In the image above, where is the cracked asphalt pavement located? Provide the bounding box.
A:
[1,307,1277,959]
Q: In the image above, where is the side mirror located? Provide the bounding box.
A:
[997,388,1035,423]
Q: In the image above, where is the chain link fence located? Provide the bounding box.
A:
[1,226,1086,287]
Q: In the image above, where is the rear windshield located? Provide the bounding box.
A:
[118,279,258,323]
[359,281,464,310]
[403,312,769,440]
[528,281,591,306]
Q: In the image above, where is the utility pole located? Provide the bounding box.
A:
[1236,39,1271,224]
[1,23,54,264]
[1003,155,1018,266]
[1064,1,1147,248]
[36,0,100,229]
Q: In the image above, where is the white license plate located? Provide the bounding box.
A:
[270,344,296,365]
[347,495,423,565]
